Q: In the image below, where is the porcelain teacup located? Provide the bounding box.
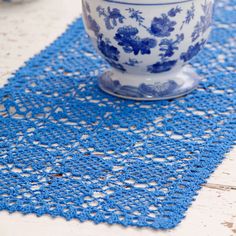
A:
[82,0,214,100]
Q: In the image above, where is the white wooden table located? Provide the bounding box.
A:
[0,0,235,235]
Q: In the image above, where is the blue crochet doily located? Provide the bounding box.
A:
[0,0,235,230]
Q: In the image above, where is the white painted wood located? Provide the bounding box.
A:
[0,0,235,235]
[0,0,82,84]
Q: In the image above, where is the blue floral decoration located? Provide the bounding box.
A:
[114,26,157,55]
[168,6,182,17]
[181,3,195,29]
[82,1,100,36]
[192,0,213,41]
[109,61,126,72]
[180,40,206,62]
[97,34,120,62]
[100,74,180,98]
[159,34,184,59]
[139,80,179,97]
[96,34,126,72]
[147,60,177,73]
[85,1,211,75]
[87,16,100,36]
[124,58,141,66]
[150,14,176,37]
[97,6,125,30]
[126,8,145,25]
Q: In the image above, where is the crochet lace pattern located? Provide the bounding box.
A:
[0,0,235,229]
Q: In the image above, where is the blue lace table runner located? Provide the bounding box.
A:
[0,0,235,230]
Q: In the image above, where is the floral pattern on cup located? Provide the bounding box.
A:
[83,0,213,74]
[96,6,125,30]
[82,1,100,36]
[82,0,213,99]
[191,1,213,42]
[147,60,178,74]
[100,72,191,99]
[180,40,206,62]
[114,26,157,55]
[150,14,177,38]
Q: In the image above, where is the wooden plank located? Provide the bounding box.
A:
[204,150,236,187]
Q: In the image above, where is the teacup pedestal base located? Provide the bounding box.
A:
[99,66,201,101]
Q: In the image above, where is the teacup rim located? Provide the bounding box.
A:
[102,0,194,6]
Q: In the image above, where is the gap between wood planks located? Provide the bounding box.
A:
[203,183,236,191]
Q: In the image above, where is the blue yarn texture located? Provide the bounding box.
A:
[0,0,235,230]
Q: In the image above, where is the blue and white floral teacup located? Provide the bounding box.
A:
[82,0,214,100]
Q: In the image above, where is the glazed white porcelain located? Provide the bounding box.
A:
[82,0,214,100]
